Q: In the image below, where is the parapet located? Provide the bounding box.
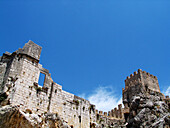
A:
[118,104,122,110]
[124,69,160,93]
[108,111,111,117]
[96,110,98,114]
[106,104,124,119]
[104,112,107,117]
[125,69,157,82]
[124,69,142,87]
[99,111,103,115]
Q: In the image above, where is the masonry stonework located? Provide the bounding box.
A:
[0,41,169,128]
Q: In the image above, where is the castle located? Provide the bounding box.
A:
[0,41,169,128]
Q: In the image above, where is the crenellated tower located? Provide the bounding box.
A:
[122,69,165,119]
[1,41,169,128]
[124,69,160,92]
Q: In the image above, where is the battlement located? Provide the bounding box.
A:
[96,104,124,119]
[1,41,168,128]
[122,69,165,111]
[94,103,125,127]
[124,69,160,93]
[125,69,158,82]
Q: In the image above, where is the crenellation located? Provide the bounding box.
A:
[106,103,125,120]
[124,71,141,88]
[123,68,162,104]
[134,71,137,75]
[96,109,98,114]
[154,75,157,79]
[99,111,103,115]
[118,104,122,110]
[108,111,111,117]
[0,41,168,128]
[142,71,146,74]
[146,72,150,76]
[111,109,114,117]
[104,112,107,117]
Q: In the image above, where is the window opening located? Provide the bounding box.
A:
[79,116,81,123]
[55,89,57,93]
[38,72,45,87]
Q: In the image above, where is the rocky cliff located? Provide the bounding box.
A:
[126,89,170,128]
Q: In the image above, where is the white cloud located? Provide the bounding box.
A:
[79,86,122,112]
[164,86,170,96]
[78,93,86,99]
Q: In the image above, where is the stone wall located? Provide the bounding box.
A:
[0,41,100,128]
[0,40,168,128]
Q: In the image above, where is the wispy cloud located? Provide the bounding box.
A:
[163,86,170,96]
[79,86,122,112]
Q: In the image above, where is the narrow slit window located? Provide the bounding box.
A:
[38,72,45,86]
[79,116,81,123]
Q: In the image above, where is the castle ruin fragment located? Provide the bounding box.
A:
[0,41,169,128]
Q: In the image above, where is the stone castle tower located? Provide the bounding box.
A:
[122,69,167,126]
[0,40,42,93]
[0,41,169,128]
[123,69,164,107]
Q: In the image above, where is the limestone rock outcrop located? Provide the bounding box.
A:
[126,92,170,128]
[0,105,70,128]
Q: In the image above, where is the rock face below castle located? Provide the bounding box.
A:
[123,70,170,128]
[0,41,169,128]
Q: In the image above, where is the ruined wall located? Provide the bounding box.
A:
[1,41,167,128]
[94,104,125,128]
[0,41,98,128]
[50,86,94,128]
[0,41,52,115]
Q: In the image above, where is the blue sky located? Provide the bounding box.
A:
[0,0,170,111]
